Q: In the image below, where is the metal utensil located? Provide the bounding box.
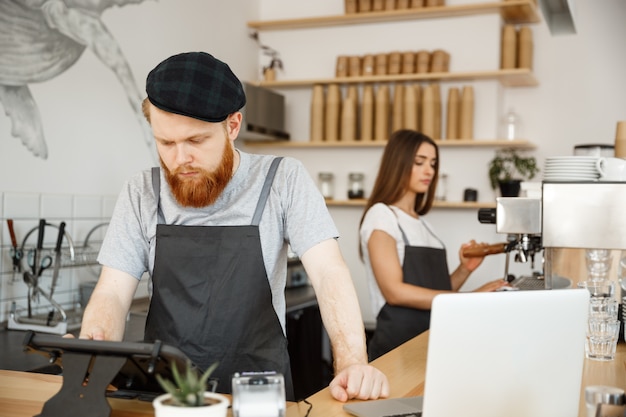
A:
[23,219,46,317]
[49,221,65,299]
[6,219,22,282]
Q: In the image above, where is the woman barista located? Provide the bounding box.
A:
[359,130,508,360]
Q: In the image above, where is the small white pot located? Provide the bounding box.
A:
[153,392,230,417]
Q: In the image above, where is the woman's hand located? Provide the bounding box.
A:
[474,279,510,292]
[458,240,488,272]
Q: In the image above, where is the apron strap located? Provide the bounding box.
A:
[251,157,283,226]
[387,205,411,246]
[151,158,284,227]
[152,167,166,225]
[388,204,446,248]
[420,219,446,248]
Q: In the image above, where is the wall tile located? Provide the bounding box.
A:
[4,192,40,219]
[0,192,120,328]
[41,194,73,220]
[73,195,103,219]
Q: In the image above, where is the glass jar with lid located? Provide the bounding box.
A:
[318,172,334,200]
[348,172,365,199]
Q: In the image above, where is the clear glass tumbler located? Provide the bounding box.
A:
[585,319,620,361]
[586,249,612,281]
[578,280,615,298]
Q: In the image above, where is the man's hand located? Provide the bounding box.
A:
[328,363,390,402]
[78,326,106,340]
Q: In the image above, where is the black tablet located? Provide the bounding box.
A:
[23,330,195,401]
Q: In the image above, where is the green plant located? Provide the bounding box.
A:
[488,148,540,189]
[156,361,219,407]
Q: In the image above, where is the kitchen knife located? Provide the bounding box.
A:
[49,221,65,299]
[33,219,46,276]
[7,219,22,279]
[24,219,46,318]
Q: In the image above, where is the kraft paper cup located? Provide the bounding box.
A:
[616,121,626,140]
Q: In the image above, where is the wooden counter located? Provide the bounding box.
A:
[284,332,626,417]
[1,333,624,417]
[0,370,156,417]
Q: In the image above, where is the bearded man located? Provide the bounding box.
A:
[79,51,389,402]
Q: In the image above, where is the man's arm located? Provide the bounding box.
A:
[79,266,139,341]
[300,239,389,401]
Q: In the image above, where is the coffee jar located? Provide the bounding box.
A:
[348,173,365,199]
[319,172,335,199]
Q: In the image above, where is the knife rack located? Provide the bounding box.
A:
[8,222,109,335]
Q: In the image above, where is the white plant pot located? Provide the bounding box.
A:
[153,392,230,417]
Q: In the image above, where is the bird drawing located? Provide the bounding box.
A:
[0,0,153,159]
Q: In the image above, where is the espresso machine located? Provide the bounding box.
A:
[541,181,626,287]
[476,197,548,289]
[472,182,626,290]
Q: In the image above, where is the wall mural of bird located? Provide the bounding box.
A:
[0,0,153,160]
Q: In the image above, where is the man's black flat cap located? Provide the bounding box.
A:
[146,52,246,123]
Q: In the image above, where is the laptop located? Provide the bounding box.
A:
[344,289,589,417]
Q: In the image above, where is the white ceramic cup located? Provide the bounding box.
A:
[596,157,626,181]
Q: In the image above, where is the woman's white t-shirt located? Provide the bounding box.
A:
[360,203,444,318]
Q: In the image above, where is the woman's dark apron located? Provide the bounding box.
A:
[368,214,452,361]
[144,158,294,399]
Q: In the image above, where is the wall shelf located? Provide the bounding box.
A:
[243,139,535,149]
[247,0,540,31]
[249,68,538,88]
[325,199,495,209]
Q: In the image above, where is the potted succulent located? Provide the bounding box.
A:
[488,148,540,197]
[153,361,228,417]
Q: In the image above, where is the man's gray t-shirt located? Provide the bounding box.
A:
[98,150,338,332]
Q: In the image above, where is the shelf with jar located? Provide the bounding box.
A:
[246,0,540,31]
[243,138,535,149]
[324,198,496,209]
[247,0,540,87]
[250,68,537,89]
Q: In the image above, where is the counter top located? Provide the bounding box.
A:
[284,333,626,417]
[4,333,622,417]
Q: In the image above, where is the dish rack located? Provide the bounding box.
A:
[8,222,109,335]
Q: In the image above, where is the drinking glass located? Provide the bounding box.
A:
[589,298,619,321]
[586,249,612,281]
[578,280,615,298]
[585,319,620,361]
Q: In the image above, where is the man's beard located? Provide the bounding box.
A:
[161,144,235,208]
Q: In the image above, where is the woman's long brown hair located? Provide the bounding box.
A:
[358,130,439,258]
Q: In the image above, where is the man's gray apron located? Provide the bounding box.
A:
[368,212,451,361]
[144,158,294,399]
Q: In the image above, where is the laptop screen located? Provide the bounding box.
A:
[344,289,589,417]
[422,289,589,417]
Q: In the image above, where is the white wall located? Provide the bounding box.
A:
[0,0,259,196]
[0,0,258,322]
[244,0,626,325]
[1,1,625,327]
